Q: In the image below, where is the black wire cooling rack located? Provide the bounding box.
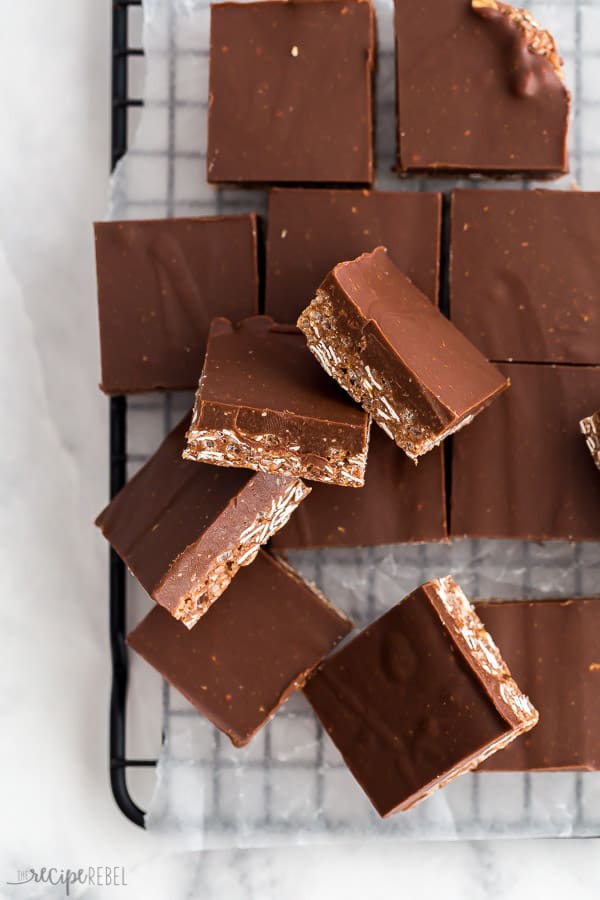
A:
[109,0,154,829]
[106,0,600,837]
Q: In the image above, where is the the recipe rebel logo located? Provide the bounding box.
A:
[7,866,128,895]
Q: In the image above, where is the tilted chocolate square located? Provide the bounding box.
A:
[207,0,375,185]
[96,414,310,628]
[128,551,352,747]
[451,191,600,365]
[476,598,600,772]
[394,0,569,176]
[298,246,508,460]
[265,188,441,323]
[452,364,600,540]
[271,427,446,548]
[94,216,258,393]
[304,576,538,816]
[184,317,371,487]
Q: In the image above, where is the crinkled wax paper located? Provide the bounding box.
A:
[109,0,600,847]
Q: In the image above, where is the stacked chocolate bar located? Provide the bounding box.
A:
[94,0,600,817]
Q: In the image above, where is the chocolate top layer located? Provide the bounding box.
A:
[207,0,374,185]
[200,316,368,427]
[96,413,283,595]
[476,598,600,771]
[304,580,513,816]
[451,190,600,365]
[323,247,507,414]
[128,550,352,746]
[94,216,258,393]
[265,189,441,322]
[394,0,569,174]
[451,363,600,541]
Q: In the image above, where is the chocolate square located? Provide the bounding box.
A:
[207,0,375,185]
[298,246,508,460]
[96,414,310,627]
[184,317,371,487]
[94,216,258,393]
[271,427,446,548]
[394,0,569,176]
[451,191,600,365]
[265,188,441,323]
[128,551,352,747]
[476,598,600,771]
[451,364,600,540]
[304,577,537,815]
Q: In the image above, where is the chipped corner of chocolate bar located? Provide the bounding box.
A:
[471,0,568,95]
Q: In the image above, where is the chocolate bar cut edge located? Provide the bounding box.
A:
[305,576,538,816]
[154,475,312,627]
[298,247,509,460]
[128,550,353,746]
[185,410,371,487]
[96,414,312,629]
[397,577,539,810]
[183,317,371,487]
[580,411,600,471]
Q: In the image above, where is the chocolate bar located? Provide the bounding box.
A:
[580,411,600,471]
[265,188,441,323]
[128,551,352,746]
[304,577,538,815]
[452,364,600,541]
[271,427,446,548]
[94,216,258,393]
[476,599,600,771]
[298,246,508,460]
[394,0,569,176]
[207,0,375,185]
[184,317,371,487]
[96,414,310,628]
[451,190,600,365]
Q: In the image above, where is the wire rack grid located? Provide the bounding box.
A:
[107,0,600,839]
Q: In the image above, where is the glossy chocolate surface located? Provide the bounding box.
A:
[94,216,258,393]
[451,191,600,365]
[128,551,352,746]
[300,247,508,459]
[394,0,569,175]
[477,599,600,771]
[265,188,441,322]
[207,0,374,185]
[197,317,367,426]
[304,578,534,816]
[451,364,600,540]
[327,248,507,414]
[185,316,370,487]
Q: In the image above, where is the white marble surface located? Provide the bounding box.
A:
[2,1,600,897]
